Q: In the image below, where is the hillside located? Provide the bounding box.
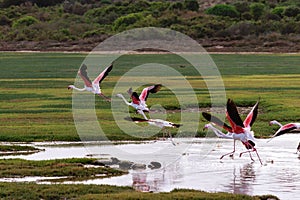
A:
[0,0,299,52]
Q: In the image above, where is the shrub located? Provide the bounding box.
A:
[113,12,143,31]
[233,1,250,14]
[241,12,252,20]
[283,6,300,17]
[271,6,286,18]
[265,12,281,21]
[169,2,184,11]
[0,14,11,25]
[250,3,265,20]
[183,0,199,12]
[206,4,239,18]
[12,15,39,28]
[296,14,300,21]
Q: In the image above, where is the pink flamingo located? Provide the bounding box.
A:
[125,116,181,145]
[269,120,300,153]
[68,63,113,101]
[202,99,262,164]
[116,84,162,118]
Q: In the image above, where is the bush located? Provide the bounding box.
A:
[0,14,11,25]
[206,4,239,18]
[250,3,265,20]
[283,6,300,17]
[169,2,184,11]
[241,12,252,20]
[271,6,286,18]
[265,12,281,21]
[233,1,250,15]
[12,15,39,28]
[113,12,143,31]
[183,0,199,12]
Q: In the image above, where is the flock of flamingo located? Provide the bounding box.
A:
[68,63,300,165]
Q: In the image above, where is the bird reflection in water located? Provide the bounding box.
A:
[132,171,150,192]
[230,163,256,195]
[131,169,166,192]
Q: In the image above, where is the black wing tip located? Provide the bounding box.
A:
[127,88,133,95]
[202,112,212,121]
[245,140,255,149]
[173,124,182,128]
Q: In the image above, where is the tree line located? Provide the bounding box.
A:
[0,0,299,51]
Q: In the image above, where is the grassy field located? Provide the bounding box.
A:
[0,158,126,180]
[0,52,299,141]
[0,182,278,200]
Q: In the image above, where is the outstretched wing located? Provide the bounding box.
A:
[92,63,113,84]
[202,112,232,132]
[78,64,92,87]
[127,88,140,105]
[271,123,298,137]
[124,116,148,123]
[244,100,259,128]
[139,84,162,102]
[170,122,182,128]
[226,99,244,133]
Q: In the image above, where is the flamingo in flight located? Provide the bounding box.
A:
[269,120,300,153]
[116,84,162,118]
[125,116,181,145]
[68,63,113,101]
[202,99,262,164]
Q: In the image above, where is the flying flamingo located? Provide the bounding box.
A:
[269,120,300,153]
[116,84,162,118]
[68,63,113,101]
[125,116,181,145]
[202,99,262,164]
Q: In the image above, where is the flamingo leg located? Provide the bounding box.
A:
[239,150,254,161]
[98,93,111,102]
[220,140,235,160]
[166,129,176,146]
[239,142,263,165]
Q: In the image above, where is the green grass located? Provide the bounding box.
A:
[0,158,126,180]
[0,145,38,152]
[0,52,299,141]
[0,183,278,200]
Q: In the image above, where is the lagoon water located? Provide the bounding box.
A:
[1,134,299,200]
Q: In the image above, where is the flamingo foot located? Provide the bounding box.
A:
[220,151,235,160]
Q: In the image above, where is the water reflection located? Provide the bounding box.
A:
[228,163,256,195]
[0,136,300,200]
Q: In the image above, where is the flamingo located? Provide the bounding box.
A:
[68,63,113,101]
[116,84,162,118]
[202,99,262,164]
[125,116,181,145]
[269,120,300,153]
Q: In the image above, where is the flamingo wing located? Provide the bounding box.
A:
[139,84,162,102]
[131,92,141,105]
[124,116,148,123]
[243,100,259,128]
[78,64,92,87]
[226,99,244,133]
[202,112,232,132]
[92,63,113,84]
[169,122,182,128]
[272,123,298,137]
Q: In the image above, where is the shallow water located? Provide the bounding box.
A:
[1,135,299,200]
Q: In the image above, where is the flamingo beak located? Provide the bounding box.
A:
[67,86,71,90]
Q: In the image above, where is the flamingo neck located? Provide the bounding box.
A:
[117,94,131,106]
[273,120,283,127]
[70,85,86,92]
